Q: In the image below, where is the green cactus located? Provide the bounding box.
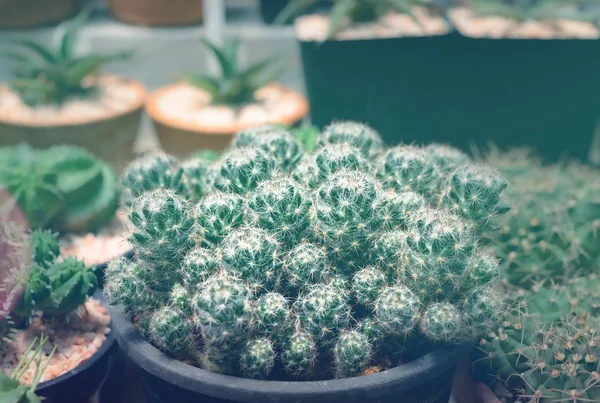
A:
[252,292,292,342]
[213,147,277,195]
[232,126,303,172]
[334,330,372,378]
[487,154,600,288]
[221,227,281,292]
[318,121,383,160]
[121,153,186,203]
[127,188,197,270]
[0,316,16,352]
[240,338,276,379]
[0,144,119,232]
[281,329,317,377]
[246,177,312,244]
[180,157,215,201]
[376,146,439,196]
[30,229,60,269]
[105,121,508,380]
[149,305,197,355]
[193,191,245,246]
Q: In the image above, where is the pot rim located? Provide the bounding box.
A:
[36,290,115,392]
[0,75,147,128]
[109,303,470,402]
[145,81,309,136]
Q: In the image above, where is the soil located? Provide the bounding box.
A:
[147,82,308,134]
[295,7,449,41]
[60,210,132,266]
[0,297,111,384]
[0,75,145,126]
[449,7,599,39]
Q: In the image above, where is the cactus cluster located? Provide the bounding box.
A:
[106,121,509,380]
[485,149,600,287]
[0,144,120,232]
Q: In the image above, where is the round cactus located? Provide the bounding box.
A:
[371,190,426,232]
[180,247,220,290]
[128,188,197,270]
[122,153,185,202]
[281,329,317,377]
[180,157,215,201]
[355,318,382,342]
[334,330,372,378]
[314,143,370,181]
[460,285,504,338]
[104,258,163,314]
[232,126,303,173]
[192,270,251,345]
[375,146,438,196]
[419,302,463,342]
[319,121,383,160]
[30,229,60,268]
[292,156,319,189]
[169,283,193,314]
[424,144,470,175]
[313,169,378,260]
[352,266,386,306]
[193,191,245,246]
[213,147,277,195]
[240,338,276,379]
[149,305,196,354]
[283,242,331,290]
[252,292,291,342]
[375,286,421,336]
[221,227,281,291]
[294,283,351,342]
[246,178,312,244]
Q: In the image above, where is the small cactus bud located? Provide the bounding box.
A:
[314,143,370,180]
[281,330,317,376]
[419,302,463,342]
[180,247,220,290]
[375,286,421,336]
[213,147,277,195]
[334,330,372,378]
[319,121,383,160]
[193,191,245,246]
[252,292,292,342]
[122,153,185,202]
[104,258,163,314]
[149,305,196,354]
[371,190,426,231]
[375,146,438,195]
[352,266,386,306]
[283,242,331,290]
[240,338,276,379]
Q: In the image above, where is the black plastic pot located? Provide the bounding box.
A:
[110,304,470,403]
[35,291,117,403]
[300,32,600,161]
[95,249,134,288]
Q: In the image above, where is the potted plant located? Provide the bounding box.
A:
[0,143,133,277]
[453,147,600,402]
[0,0,81,29]
[146,38,309,158]
[0,218,115,402]
[275,0,453,146]
[443,0,600,161]
[0,8,146,172]
[105,121,510,402]
[107,0,204,27]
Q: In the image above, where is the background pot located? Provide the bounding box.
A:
[300,32,600,161]
[0,78,146,172]
[110,304,471,403]
[259,0,330,25]
[108,0,203,27]
[146,83,309,158]
[0,0,81,29]
[35,291,116,403]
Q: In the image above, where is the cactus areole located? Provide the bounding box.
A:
[107,121,508,402]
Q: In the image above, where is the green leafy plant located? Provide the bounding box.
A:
[184,38,283,107]
[275,0,441,37]
[106,122,509,380]
[0,7,132,106]
[0,336,56,403]
[0,144,120,232]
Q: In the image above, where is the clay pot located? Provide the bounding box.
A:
[146,82,309,158]
[0,76,146,173]
[0,0,81,29]
[108,0,203,27]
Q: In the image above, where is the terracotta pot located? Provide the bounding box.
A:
[0,76,146,173]
[146,82,309,158]
[0,0,81,29]
[108,0,203,27]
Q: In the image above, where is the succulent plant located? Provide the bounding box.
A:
[0,144,119,232]
[6,229,97,318]
[184,38,283,106]
[0,336,55,403]
[275,0,442,38]
[486,150,600,287]
[0,7,132,106]
[106,121,508,380]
